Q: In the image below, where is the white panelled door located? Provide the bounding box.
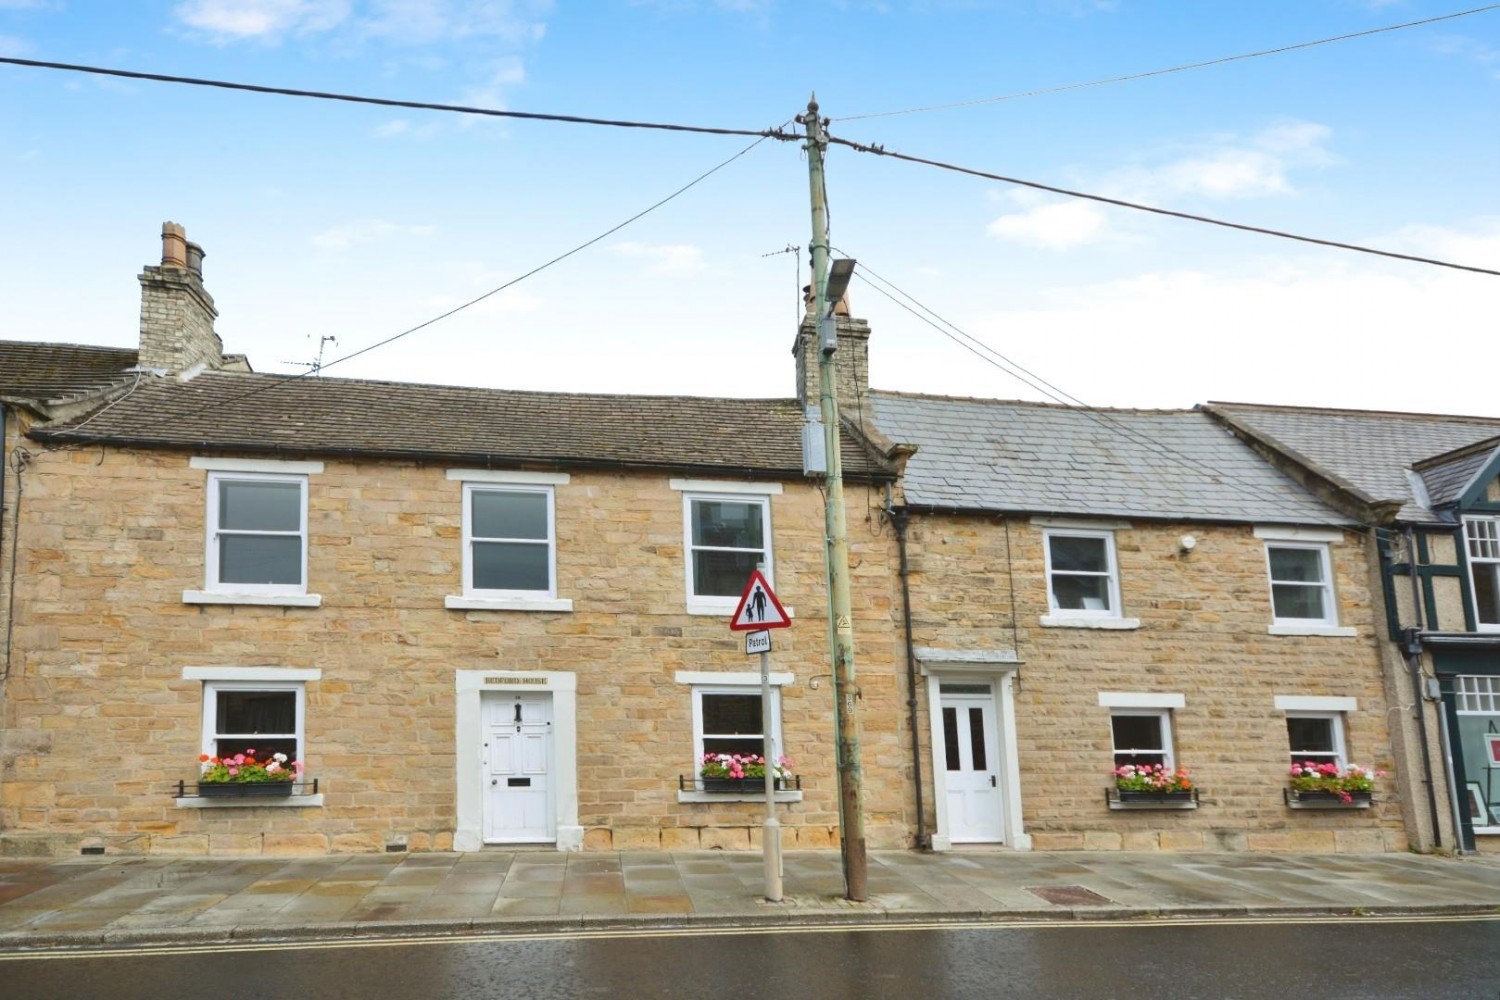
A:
[482,691,554,843]
[939,683,1005,843]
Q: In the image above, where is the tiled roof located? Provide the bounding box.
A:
[868,391,1347,525]
[1206,403,1500,522]
[1415,439,1500,510]
[31,370,894,480]
[0,340,139,406]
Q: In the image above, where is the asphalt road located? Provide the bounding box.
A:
[4,917,1499,999]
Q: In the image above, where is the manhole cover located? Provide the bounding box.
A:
[1026,884,1113,906]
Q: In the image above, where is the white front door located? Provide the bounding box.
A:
[482,691,554,843]
[939,683,1005,843]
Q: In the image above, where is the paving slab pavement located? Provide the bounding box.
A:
[2,849,1500,951]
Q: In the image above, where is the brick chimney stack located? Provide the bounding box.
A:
[138,221,223,374]
[793,279,870,408]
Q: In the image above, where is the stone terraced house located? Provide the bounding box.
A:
[0,223,1422,856]
[0,225,908,857]
[854,390,1406,854]
[1208,402,1500,854]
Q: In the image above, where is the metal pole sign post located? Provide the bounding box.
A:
[729,570,792,902]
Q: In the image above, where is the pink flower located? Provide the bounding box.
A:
[227,767,239,777]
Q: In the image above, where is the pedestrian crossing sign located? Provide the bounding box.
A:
[729,570,791,631]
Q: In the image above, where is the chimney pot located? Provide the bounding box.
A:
[140,221,222,374]
[161,221,188,269]
[185,241,205,279]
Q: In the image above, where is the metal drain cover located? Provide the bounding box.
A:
[1026,885,1113,906]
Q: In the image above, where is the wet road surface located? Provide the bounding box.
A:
[4,916,1498,999]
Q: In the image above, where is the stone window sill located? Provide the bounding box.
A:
[1039,615,1141,630]
[445,596,574,612]
[1267,625,1357,637]
[183,590,322,608]
[176,794,325,809]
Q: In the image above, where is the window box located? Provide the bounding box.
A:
[1285,788,1372,809]
[681,775,801,794]
[177,778,319,799]
[1106,788,1199,810]
[195,780,295,799]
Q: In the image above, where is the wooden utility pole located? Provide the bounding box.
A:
[797,94,867,902]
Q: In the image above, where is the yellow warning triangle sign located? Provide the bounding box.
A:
[729,569,791,631]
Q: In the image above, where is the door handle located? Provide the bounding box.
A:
[990,775,997,787]
[491,779,497,785]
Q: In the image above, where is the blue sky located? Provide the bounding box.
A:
[3,1,1497,415]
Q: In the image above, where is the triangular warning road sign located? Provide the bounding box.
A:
[729,570,791,631]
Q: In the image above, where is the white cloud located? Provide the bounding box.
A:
[611,241,707,274]
[0,33,28,56]
[310,219,437,249]
[988,119,1339,250]
[987,199,1109,250]
[948,219,1500,411]
[1385,217,1500,268]
[174,0,351,41]
[1148,149,1291,200]
[459,58,526,110]
[1106,120,1333,203]
[173,0,549,46]
[1431,33,1500,78]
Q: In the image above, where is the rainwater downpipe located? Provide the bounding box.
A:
[1403,527,1444,848]
[2,403,15,681]
[889,500,928,849]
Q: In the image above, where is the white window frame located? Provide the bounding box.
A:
[1464,517,1500,632]
[692,683,782,764]
[1108,709,1175,770]
[1264,541,1338,628]
[460,482,558,600]
[675,670,799,803]
[201,468,310,600]
[1283,711,1347,770]
[200,680,305,762]
[178,666,323,809]
[1043,529,1122,620]
[677,485,777,615]
[443,470,571,612]
[1456,674,1500,714]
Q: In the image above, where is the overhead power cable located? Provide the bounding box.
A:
[842,259,1354,528]
[825,134,1500,277]
[836,3,1500,121]
[0,56,796,141]
[61,131,780,433]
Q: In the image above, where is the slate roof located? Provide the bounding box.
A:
[1206,403,1500,522]
[867,391,1347,525]
[1412,437,1500,511]
[0,340,139,406]
[30,369,894,480]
